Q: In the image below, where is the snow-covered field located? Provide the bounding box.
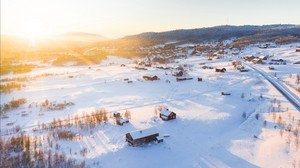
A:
[1,44,300,167]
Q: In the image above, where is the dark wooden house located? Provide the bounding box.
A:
[215,68,226,72]
[125,127,163,146]
[159,109,176,121]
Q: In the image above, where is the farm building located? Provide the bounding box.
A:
[125,127,163,146]
[215,68,226,72]
[160,109,176,121]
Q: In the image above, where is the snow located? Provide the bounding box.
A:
[1,44,300,167]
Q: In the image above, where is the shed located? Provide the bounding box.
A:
[125,127,163,146]
[113,112,129,126]
[159,109,176,121]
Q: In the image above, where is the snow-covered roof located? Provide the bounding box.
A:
[160,109,173,116]
[129,127,159,140]
[119,118,129,123]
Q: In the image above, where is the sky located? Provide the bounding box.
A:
[1,0,300,39]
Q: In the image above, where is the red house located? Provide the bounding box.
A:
[159,109,176,121]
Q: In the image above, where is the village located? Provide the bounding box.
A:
[0,42,300,167]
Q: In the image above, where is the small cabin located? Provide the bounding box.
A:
[125,127,163,147]
[159,109,176,121]
[113,112,129,126]
[296,48,300,52]
[215,68,226,72]
[143,75,159,81]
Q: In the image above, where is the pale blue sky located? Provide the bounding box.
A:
[1,0,300,38]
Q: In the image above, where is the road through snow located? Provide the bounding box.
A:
[246,63,300,112]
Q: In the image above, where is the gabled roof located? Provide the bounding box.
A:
[129,127,159,140]
[160,109,173,116]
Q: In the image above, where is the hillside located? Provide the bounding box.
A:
[118,25,300,46]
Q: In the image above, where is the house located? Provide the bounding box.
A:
[143,75,160,81]
[197,77,203,81]
[259,55,268,60]
[135,66,147,70]
[215,68,226,72]
[240,68,249,72]
[252,58,263,64]
[159,108,176,121]
[176,77,193,81]
[113,112,129,126]
[125,127,163,146]
[172,70,184,77]
[296,48,300,52]
[232,60,241,66]
[221,92,231,95]
[269,66,275,70]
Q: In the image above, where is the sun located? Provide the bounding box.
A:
[16,21,51,46]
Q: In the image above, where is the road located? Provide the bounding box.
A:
[246,63,300,112]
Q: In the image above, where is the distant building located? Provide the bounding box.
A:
[143,75,159,81]
[296,48,300,52]
[159,109,176,121]
[215,68,226,72]
[125,127,163,146]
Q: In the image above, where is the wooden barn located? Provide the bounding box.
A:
[125,127,163,146]
[159,109,176,121]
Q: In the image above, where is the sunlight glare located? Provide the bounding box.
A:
[17,21,51,46]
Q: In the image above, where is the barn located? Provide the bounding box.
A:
[125,127,163,146]
[159,109,176,121]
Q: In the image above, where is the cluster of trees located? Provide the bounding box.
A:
[0,133,86,168]
[39,99,75,111]
[0,82,25,94]
[0,98,27,115]
[0,63,37,75]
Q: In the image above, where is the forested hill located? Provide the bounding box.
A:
[118,25,300,46]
